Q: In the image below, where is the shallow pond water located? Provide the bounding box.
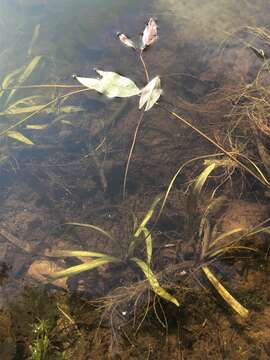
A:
[0,0,270,359]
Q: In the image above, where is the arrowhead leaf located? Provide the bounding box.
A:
[139,76,162,111]
[75,70,140,98]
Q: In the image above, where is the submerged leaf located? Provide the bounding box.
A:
[202,265,249,318]
[26,124,48,130]
[128,195,162,257]
[134,194,162,237]
[131,257,180,306]
[139,76,162,111]
[66,222,114,241]
[0,66,24,99]
[141,227,152,265]
[60,105,84,113]
[141,18,158,50]
[48,250,110,258]
[28,24,40,56]
[75,70,140,98]
[0,104,47,115]
[5,56,42,106]
[6,130,34,145]
[194,163,216,197]
[49,256,120,280]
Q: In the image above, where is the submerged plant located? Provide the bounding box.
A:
[48,195,179,307]
[0,55,84,146]
[29,319,50,360]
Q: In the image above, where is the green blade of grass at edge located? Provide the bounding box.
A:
[49,256,121,280]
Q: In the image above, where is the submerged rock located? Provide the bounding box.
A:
[27,259,67,290]
[219,200,268,233]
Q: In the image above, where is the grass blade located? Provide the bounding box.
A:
[209,228,243,249]
[131,257,180,307]
[134,194,162,237]
[202,265,249,318]
[0,104,48,115]
[66,222,114,241]
[6,130,34,145]
[60,105,84,113]
[49,256,120,280]
[5,56,42,106]
[26,124,48,130]
[0,66,24,99]
[193,163,216,196]
[141,227,152,265]
[49,250,111,258]
[128,195,162,257]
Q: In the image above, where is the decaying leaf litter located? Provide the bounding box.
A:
[0,12,270,360]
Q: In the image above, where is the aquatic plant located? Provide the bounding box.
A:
[40,18,270,321]
[29,319,50,360]
[48,195,180,307]
[0,53,84,146]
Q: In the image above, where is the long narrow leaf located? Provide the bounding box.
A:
[49,250,110,258]
[209,228,243,249]
[0,105,47,116]
[6,130,34,145]
[5,56,42,105]
[66,222,114,241]
[202,265,249,318]
[1,67,24,90]
[134,195,162,237]
[128,195,162,256]
[141,227,152,265]
[26,124,48,130]
[60,105,84,113]
[131,257,180,307]
[194,163,216,196]
[49,256,120,280]
[0,67,24,99]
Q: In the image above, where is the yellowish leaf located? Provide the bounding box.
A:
[131,257,180,306]
[6,130,34,145]
[26,124,48,130]
[202,265,249,318]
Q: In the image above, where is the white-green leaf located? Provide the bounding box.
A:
[6,130,34,145]
[131,257,180,307]
[139,76,162,111]
[75,70,140,98]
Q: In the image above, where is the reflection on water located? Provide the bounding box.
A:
[0,0,270,358]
